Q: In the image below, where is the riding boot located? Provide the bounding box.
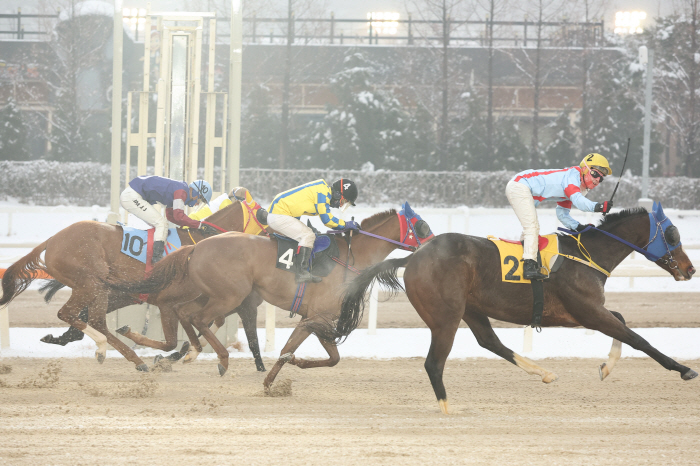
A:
[295,246,321,284]
[152,240,165,264]
[523,259,547,280]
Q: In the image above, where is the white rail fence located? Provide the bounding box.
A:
[1,206,699,352]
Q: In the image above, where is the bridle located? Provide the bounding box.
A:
[644,211,679,270]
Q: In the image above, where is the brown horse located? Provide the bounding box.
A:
[328,204,697,414]
[0,199,267,371]
[103,206,434,386]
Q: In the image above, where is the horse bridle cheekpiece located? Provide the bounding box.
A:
[645,201,682,268]
[398,202,435,249]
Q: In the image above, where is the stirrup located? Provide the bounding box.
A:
[295,271,321,284]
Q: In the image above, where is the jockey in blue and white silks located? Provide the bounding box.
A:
[120,175,213,263]
[505,153,613,280]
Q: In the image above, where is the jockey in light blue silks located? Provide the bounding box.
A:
[120,176,213,263]
[505,153,613,280]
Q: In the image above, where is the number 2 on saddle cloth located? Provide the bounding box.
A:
[488,234,560,283]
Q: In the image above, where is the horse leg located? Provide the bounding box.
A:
[188,306,229,376]
[116,305,180,352]
[287,316,341,369]
[462,311,558,383]
[180,318,203,363]
[197,316,225,349]
[40,307,88,345]
[423,323,462,415]
[599,311,624,381]
[238,301,266,372]
[86,297,148,371]
[263,324,315,390]
[577,306,697,381]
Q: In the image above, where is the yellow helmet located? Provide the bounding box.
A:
[580,153,611,176]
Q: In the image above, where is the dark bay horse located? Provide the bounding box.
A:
[0,200,267,372]
[327,204,696,414]
[104,206,434,386]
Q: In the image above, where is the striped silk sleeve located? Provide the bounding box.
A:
[315,192,345,228]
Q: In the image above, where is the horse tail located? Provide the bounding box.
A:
[0,240,49,307]
[102,245,195,296]
[38,279,66,304]
[309,255,411,344]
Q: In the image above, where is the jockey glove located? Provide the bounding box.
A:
[594,201,613,213]
[343,220,361,230]
[199,223,219,235]
[575,223,594,232]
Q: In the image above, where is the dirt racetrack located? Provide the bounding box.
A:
[1,290,700,465]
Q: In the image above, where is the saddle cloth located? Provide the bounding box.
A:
[488,234,561,283]
[120,226,182,264]
[273,233,340,277]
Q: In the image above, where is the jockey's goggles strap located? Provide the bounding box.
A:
[557,226,660,261]
[327,229,416,251]
[200,220,228,233]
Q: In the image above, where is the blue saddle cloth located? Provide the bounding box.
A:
[120,226,182,264]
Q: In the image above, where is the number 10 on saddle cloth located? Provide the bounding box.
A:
[488,234,561,283]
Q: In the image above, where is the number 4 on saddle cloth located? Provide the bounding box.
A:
[119,226,182,266]
[274,227,341,278]
[488,234,562,283]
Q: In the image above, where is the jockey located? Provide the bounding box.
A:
[267,179,359,283]
[505,153,613,280]
[120,176,213,263]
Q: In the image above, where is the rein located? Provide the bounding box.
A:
[558,215,672,263]
[328,229,418,251]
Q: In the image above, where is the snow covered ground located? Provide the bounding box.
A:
[1,200,699,360]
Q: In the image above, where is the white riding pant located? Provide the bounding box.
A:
[505,180,540,261]
[119,186,168,242]
[267,213,315,249]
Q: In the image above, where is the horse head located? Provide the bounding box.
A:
[357,202,434,251]
[649,202,696,281]
[201,200,245,232]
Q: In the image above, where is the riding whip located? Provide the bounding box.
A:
[608,137,631,208]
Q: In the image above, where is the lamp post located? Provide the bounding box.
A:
[639,45,653,209]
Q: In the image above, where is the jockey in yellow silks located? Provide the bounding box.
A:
[189,187,267,236]
[267,179,360,283]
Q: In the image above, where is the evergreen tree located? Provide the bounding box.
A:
[241,84,281,168]
[545,109,577,168]
[303,52,413,169]
[494,117,530,171]
[0,98,29,161]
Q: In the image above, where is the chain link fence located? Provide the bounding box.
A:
[1,161,699,210]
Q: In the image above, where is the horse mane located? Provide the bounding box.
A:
[361,209,397,230]
[595,207,648,232]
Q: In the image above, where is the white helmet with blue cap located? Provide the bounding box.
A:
[189,180,212,205]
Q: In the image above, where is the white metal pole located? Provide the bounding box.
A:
[0,305,9,349]
[642,48,654,199]
[227,0,242,191]
[368,284,379,335]
[108,0,123,225]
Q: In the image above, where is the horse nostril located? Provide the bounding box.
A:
[689,266,696,276]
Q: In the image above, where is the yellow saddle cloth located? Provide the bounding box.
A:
[487,234,560,283]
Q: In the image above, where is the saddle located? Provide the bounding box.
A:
[272,225,340,278]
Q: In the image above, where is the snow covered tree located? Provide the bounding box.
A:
[544,109,577,168]
[302,52,413,169]
[0,98,30,161]
[241,84,281,168]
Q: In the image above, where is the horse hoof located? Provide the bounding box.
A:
[40,334,54,343]
[96,352,105,364]
[542,373,558,383]
[154,354,163,365]
[256,364,267,372]
[682,368,698,381]
[165,351,183,362]
[116,325,130,336]
[599,363,609,381]
[218,364,227,377]
[180,341,190,354]
[438,399,450,415]
[136,364,149,372]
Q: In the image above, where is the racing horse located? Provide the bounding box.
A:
[0,198,268,372]
[103,205,434,385]
[326,203,696,414]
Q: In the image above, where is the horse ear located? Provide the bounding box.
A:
[656,202,665,218]
[403,202,415,218]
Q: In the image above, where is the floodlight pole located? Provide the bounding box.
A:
[108,0,123,225]
[641,46,654,200]
[227,0,242,192]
